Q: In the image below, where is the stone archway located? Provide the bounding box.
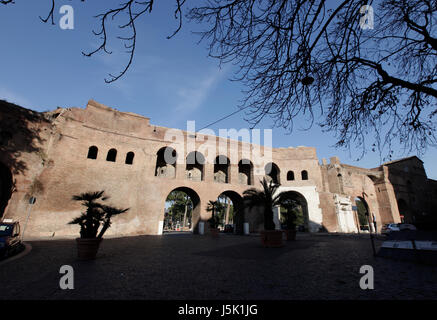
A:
[163,187,201,234]
[277,190,310,232]
[0,162,13,218]
[355,197,370,231]
[216,190,244,234]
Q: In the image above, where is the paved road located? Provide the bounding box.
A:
[1,233,436,300]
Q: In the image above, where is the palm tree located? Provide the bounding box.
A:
[97,205,130,239]
[206,200,219,229]
[69,191,108,238]
[243,178,284,231]
[70,191,129,239]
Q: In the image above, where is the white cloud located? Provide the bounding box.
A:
[174,66,228,112]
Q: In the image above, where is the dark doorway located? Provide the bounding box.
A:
[355,197,370,231]
[278,191,309,232]
[0,163,13,218]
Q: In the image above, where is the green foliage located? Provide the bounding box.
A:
[243,178,282,230]
[356,198,369,226]
[280,202,304,230]
[69,191,129,239]
[206,200,220,229]
[165,191,193,229]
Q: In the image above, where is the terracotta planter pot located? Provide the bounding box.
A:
[260,230,283,247]
[284,229,297,241]
[76,238,102,260]
[209,228,220,237]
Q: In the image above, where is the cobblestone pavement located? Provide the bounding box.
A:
[1,233,436,300]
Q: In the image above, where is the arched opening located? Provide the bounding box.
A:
[287,171,295,181]
[238,159,253,185]
[186,151,205,181]
[397,198,412,223]
[265,162,280,184]
[0,163,13,218]
[125,152,135,165]
[214,155,230,183]
[216,190,245,234]
[87,146,98,159]
[301,170,308,180]
[164,187,201,234]
[106,148,117,162]
[278,191,309,232]
[355,197,370,231]
[155,147,177,178]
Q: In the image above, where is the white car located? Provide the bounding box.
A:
[381,223,400,234]
[382,223,416,234]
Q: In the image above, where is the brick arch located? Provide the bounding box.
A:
[216,190,245,234]
[155,146,177,178]
[278,190,309,231]
[164,186,202,234]
[265,162,280,184]
[214,155,230,183]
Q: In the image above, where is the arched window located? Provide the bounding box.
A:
[155,147,177,178]
[287,171,295,181]
[265,162,280,184]
[125,152,135,165]
[238,159,253,185]
[87,146,98,159]
[186,151,205,181]
[301,170,308,180]
[214,155,230,183]
[106,149,117,162]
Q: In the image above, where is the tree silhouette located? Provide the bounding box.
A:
[1,0,436,156]
[243,178,286,231]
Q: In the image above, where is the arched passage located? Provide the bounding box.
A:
[278,191,309,232]
[355,197,370,231]
[0,163,13,218]
[164,187,201,234]
[216,190,245,234]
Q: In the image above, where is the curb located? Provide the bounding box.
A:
[0,242,32,266]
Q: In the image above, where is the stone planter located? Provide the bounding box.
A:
[209,228,220,238]
[260,230,284,247]
[76,238,102,260]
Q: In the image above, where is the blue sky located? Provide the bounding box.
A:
[1,1,436,178]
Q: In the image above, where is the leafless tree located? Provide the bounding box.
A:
[2,0,436,159]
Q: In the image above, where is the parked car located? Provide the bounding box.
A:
[381,223,400,234]
[381,223,417,234]
[399,223,417,231]
[0,221,22,258]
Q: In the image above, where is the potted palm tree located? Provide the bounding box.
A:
[206,200,220,237]
[69,191,129,260]
[281,200,303,241]
[243,178,284,247]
